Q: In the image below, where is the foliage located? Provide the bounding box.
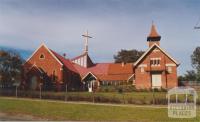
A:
[191,46,200,71]
[97,85,136,92]
[114,49,144,63]
[0,50,24,87]
[188,46,200,81]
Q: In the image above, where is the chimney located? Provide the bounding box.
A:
[121,62,125,67]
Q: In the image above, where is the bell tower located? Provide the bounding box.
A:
[147,23,161,47]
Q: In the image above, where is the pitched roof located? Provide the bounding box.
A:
[71,52,87,61]
[74,62,133,81]
[73,63,109,77]
[26,64,44,76]
[24,43,63,66]
[71,52,94,67]
[50,50,78,73]
[107,63,133,75]
[134,43,180,66]
[148,24,160,37]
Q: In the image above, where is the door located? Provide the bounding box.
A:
[30,76,38,90]
[152,74,162,88]
[88,80,94,92]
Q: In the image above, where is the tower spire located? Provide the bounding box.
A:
[147,22,161,47]
[82,30,92,53]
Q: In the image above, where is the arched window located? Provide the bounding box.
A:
[39,54,45,59]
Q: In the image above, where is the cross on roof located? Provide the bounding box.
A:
[82,30,92,53]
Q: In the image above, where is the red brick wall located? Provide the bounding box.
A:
[135,46,178,89]
[149,41,160,47]
[23,45,63,89]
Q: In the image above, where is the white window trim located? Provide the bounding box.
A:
[138,64,147,67]
[166,63,176,66]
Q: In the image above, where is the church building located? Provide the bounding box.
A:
[22,24,179,92]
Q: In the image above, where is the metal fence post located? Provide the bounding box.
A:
[15,86,18,98]
[65,83,67,101]
[39,83,42,99]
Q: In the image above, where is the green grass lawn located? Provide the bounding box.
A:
[0,97,199,121]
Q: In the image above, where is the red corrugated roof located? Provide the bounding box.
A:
[73,63,109,77]
[50,50,78,73]
[74,62,134,81]
[107,63,133,75]
[48,48,134,81]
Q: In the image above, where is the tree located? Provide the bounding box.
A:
[190,46,200,81]
[184,70,197,81]
[114,49,144,63]
[179,46,200,82]
[191,46,200,71]
[0,50,24,88]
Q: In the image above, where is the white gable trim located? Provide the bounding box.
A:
[127,74,134,82]
[24,43,63,66]
[134,43,180,66]
[82,72,98,81]
[27,64,43,74]
[166,63,176,66]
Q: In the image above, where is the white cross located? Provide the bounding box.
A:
[82,30,92,53]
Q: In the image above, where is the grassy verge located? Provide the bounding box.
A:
[0,97,199,121]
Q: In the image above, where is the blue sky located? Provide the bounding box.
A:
[0,0,200,75]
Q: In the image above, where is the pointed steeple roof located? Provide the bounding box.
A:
[147,23,161,42]
[148,23,160,37]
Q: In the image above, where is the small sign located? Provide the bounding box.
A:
[13,82,20,87]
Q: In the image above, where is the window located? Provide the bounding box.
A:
[150,58,161,66]
[39,54,45,59]
[168,67,172,73]
[141,67,144,73]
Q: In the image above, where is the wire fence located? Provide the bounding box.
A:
[1,88,200,105]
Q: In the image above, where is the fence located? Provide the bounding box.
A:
[179,81,200,90]
[1,88,199,105]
